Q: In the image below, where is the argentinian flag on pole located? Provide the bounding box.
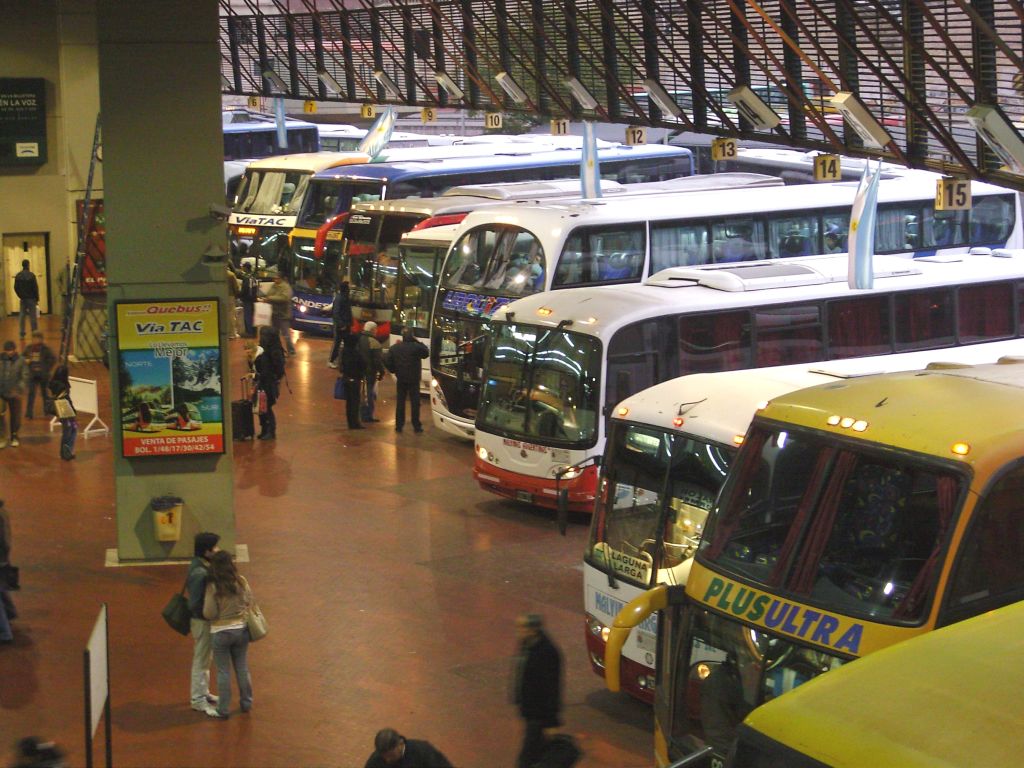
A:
[847,160,882,290]
[581,121,602,199]
[274,97,287,149]
[357,107,396,161]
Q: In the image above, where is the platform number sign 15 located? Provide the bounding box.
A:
[421,107,437,124]
[360,103,377,119]
[551,118,569,136]
[711,137,737,161]
[625,126,646,145]
[814,154,841,181]
[485,112,503,130]
[935,177,971,211]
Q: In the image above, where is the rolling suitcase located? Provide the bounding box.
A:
[232,377,255,440]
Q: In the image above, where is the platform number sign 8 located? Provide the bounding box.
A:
[421,107,437,124]
[625,126,646,145]
[360,103,377,119]
[814,154,841,181]
[551,119,569,136]
[485,112,503,130]
[711,137,737,161]
[935,177,971,211]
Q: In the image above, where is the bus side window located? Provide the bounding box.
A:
[947,463,1024,615]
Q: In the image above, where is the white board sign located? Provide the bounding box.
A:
[87,604,108,735]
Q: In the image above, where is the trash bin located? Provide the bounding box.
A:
[152,495,184,542]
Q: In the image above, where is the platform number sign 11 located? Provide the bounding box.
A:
[360,103,377,119]
[711,137,737,162]
[625,126,646,145]
[421,107,437,124]
[551,118,569,136]
[485,112,503,130]
[935,177,971,211]
[814,154,841,182]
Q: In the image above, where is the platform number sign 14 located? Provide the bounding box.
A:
[625,126,646,145]
[814,154,841,182]
[935,177,971,211]
[711,137,737,161]
[485,112,503,130]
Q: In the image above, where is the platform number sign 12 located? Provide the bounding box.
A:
[935,177,971,211]
[814,154,841,182]
[360,103,377,119]
[711,137,737,162]
[625,126,647,145]
[551,118,569,136]
[421,107,437,124]
[485,112,503,130]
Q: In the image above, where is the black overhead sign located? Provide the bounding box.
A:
[0,78,47,167]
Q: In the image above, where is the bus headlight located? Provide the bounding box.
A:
[586,616,609,642]
[298,305,307,313]
[558,465,582,481]
[476,444,491,462]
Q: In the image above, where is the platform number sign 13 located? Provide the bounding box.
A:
[421,107,437,124]
[485,112,503,130]
[360,103,377,119]
[935,177,971,211]
[814,154,841,182]
[551,118,569,136]
[625,126,646,145]
[711,137,737,161]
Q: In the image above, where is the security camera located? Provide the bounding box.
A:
[966,104,1024,174]
[727,85,781,130]
[830,92,892,149]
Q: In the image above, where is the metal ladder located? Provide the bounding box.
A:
[59,114,103,365]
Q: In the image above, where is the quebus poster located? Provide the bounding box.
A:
[115,299,224,457]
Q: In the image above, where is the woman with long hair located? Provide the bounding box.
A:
[48,365,77,460]
[253,325,285,440]
[202,550,255,718]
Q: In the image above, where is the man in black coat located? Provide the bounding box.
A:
[383,327,429,434]
[364,728,452,768]
[340,331,366,429]
[13,260,40,340]
[513,613,563,768]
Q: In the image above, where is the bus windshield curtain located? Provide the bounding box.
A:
[252,173,286,213]
[285,175,311,214]
[786,451,858,594]
[894,476,959,619]
[702,429,770,561]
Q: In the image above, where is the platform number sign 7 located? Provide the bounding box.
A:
[935,177,971,211]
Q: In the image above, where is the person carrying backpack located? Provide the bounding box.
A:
[13,260,40,340]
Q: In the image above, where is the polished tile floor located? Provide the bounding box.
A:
[0,317,651,767]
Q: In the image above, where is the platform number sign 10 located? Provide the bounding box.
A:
[551,118,569,136]
[711,137,737,162]
[814,154,841,182]
[421,107,437,124]
[360,103,377,119]
[625,126,646,145]
[485,112,503,130]
[935,177,971,211]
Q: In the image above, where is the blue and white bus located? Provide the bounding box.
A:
[222,108,319,160]
[288,143,695,333]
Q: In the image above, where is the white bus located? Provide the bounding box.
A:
[432,173,1023,438]
[585,337,1024,703]
[472,250,1024,517]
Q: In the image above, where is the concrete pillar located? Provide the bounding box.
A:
[97,0,235,560]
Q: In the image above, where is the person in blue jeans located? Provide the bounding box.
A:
[202,550,255,718]
[13,260,39,340]
[48,366,78,460]
[0,500,17,644]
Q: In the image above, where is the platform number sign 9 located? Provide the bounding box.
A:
[485,112,503,130]
[360,103,377,119]
[711,137,737,162]
[421,107,437,124]
[935,177,971,211]
[814,154,841,182]
[625,126,646,145]
[550,118,569,136]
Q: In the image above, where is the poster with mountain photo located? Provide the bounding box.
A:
[114,299,224,457]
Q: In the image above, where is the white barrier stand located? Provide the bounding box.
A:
[50,376,110,438]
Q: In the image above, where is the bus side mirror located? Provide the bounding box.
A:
[557,488,569,536]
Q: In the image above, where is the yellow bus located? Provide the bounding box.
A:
[606,358,1024,766]
[729,599,1024,767]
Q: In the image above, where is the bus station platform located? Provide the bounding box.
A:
[0,316,650,767]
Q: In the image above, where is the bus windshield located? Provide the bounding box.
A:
[234,170,310,215]
[342,211,423,306]
[589,423,732,586]
[442,225,545,297]
[301,179,384,228]
[399,241,443,335]
[476,323,600,446]
[701,423,965,623]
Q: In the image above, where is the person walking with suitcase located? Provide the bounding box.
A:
[512,614,564,768]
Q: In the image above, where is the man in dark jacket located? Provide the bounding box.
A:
[186,531,220,717]
[364,728,452,768]
[357,321,386,422]
[513,613,563,768]
[339,331,365,429]
[384,328,429,433]
[328,281,353,369]
[13,260,40,339]
[0,341,28,447]
[22,331,56,419]
[240,263,260,337]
